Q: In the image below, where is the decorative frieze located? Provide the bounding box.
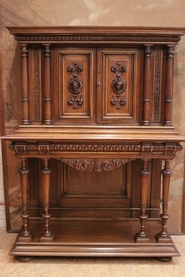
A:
[9,142,182,155]
[62,159,130,172]
[14,35,181,43]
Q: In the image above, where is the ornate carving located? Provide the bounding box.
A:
[9,142,183,155]
[62,159,130,172]
[110,62,126,109]
[33,49,41,121]
[167,46,175,58]
[20,44,28,57]
[153,50,162,122]
[67,62,83,109]
[144,45,152,57]
[44,44,51,57]
[15,35,181,43]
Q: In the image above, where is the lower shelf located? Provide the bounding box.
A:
[10,218,180,259]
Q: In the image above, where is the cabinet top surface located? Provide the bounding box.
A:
[6,26,185,44]
[6,26,185,34]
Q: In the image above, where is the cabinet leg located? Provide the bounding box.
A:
[40,159,54,242]
[135,159,150,242]
[156,159,172,242]
[18,159,32,242]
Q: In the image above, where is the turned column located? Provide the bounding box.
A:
[40,159,54,241]
[142,44,152,126]
[43,44,52,124]
[18,159,32,241]
[20,44,30,124]
[156,159,173,242]
[164,45,175,126]
[135,159,150,242]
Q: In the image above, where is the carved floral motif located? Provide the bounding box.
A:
[67,62,83,109]
[110,62,126,109]
[62,159,131,172]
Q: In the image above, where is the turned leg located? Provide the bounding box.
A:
[40,159,54,241]
[18,159,32,241]
[156,159,172,242]
[135,159,150,242]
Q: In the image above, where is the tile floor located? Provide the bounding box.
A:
[0,230,185,277]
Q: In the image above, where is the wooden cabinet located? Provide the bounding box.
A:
[3,26,185,262]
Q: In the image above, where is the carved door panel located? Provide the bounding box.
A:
[97,48,142,125]
[52,48,96,123]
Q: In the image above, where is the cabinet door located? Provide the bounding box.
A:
[97,48,142,125]
[52,48,96,123]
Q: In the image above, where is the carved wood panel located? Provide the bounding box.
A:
[97,48,142,125]
[28,48,42,124]
[53,48,96,123]
[152,49,163,124]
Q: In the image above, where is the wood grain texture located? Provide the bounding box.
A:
[1,1,185,235]
[1,26,184,260]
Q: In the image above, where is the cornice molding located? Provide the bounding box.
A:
[14,35,181,43]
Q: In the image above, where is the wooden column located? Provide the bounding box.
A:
[135,159,150,242]
[156,159,172,242]
[40,159,54,241]
[43,44,52,124]
[164,45,175,126]
[18,159,32,241]
[20,44,30,124]
[142,44,152,126]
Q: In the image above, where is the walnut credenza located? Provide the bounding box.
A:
[3,26,185,262]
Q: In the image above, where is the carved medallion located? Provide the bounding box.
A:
[110,62,126,109]
[67,62,83,109]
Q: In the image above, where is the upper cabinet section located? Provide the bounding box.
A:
[7,26,185,127]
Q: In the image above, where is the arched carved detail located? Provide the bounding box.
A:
[62,158,132,172]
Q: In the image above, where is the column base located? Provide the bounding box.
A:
[134,233,150,243]
[40,233,55,242]
[17,233,33,242]
[155,233,172,243]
